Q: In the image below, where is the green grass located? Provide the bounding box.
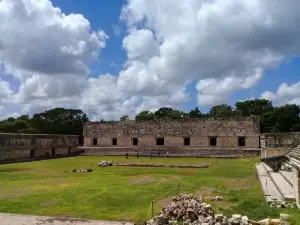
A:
[0,156,300,224]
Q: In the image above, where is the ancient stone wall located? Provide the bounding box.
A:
[0,133,79,162]
[82,117,261,157]
[260,132,300,158]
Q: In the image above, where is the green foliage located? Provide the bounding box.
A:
[209,104,234,117]
[188,107,202,118]
[120,115,129,121]
[135,111,155,120]
[235,99,273,116]
[0,108,89,135]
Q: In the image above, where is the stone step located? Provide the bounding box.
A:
[256,163,283,203]
[262,162,273,173]
[279,170,293,187]
[269,172,294,200]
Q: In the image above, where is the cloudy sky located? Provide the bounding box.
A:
[0,0,300,120]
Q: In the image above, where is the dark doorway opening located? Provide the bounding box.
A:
[238,137,246,146]
[210,137,217,146]
[112,138,117,146]
[156,138,164,146]
[68,147,71,155]
[30,149,34,158]
[184,137,190,146]
[79,135,84,146]
[52,148,56,156]
[93,138,97,146]
[132,138,138,146]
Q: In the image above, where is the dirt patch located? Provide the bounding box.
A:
[129,176,154,184]
[225,178,253,190]
[43,216,88,223]
[129,176,180,184]
[40,200,56,207]
[194,187,216,197]
[157,196,174,207]
[0,168,29,172]
[177,171,197,176]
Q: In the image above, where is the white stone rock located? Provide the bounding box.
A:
[258,218,270,225]
[241,215,248,224]
[280,214,290,221]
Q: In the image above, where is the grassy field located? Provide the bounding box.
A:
[0,156,300,224]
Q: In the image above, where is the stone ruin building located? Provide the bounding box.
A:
[0,133,79,162]
[80,117,261,157]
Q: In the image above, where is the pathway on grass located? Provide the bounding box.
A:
[0,213,134,225]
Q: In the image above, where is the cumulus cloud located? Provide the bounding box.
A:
[0,0,108,117]
[197,68,263,105]
[261,82,300,105]
[1,0,300,120]
[119,0,300,107]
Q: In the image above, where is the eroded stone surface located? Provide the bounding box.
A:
[0,213,134,225]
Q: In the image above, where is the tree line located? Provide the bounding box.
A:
[0,99,299,135]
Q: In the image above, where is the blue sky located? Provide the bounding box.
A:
[0,0,300,120]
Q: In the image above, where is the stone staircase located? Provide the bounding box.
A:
[287,144,300,159]
[256,162,295,203]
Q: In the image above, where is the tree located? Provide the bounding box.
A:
[189,107,202,118]
[209,104,234,117]
[135,111,155,120]
[13,120,29,131]
[261,104,300,133]
[0,120,16,133]
[17,115,30,122]
[235,99,273,116]
[166,110,184,120]
[120,115,129,121]
[154,107,173,119]
[31,108,89,135]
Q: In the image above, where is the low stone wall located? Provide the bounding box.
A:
[113,163,210,168]
[0,133,80,163]
[78,146,260,158]
[260,132,300,158]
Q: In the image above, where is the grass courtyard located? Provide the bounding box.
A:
[0,156,300,224]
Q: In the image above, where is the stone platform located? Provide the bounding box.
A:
[78,147,260,158]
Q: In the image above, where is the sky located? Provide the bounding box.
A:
[0,0,300,121]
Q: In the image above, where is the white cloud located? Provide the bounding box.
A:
[1,0,300,120]
[119,0,300,106]
[197,68,263,105]
[261,82,300,105]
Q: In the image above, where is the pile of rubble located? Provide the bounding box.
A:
[147,194,289,225]
[98,160,113,167]
[208,196,224,201]
[269,200,296,209]
[114,163,209,168]
[72,168,93,173]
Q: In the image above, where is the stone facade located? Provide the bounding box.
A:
[81,117,261,157]
[0,133,79,162]
[260,132,300,158]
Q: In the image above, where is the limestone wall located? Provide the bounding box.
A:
[0,133,79,162]
[82,118,260,156]
[260,132,300,158]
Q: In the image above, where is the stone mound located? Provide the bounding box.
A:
[72,168,93,172]
[147,194,287,225]
[114,163,209,168]
[98,160,113,167]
